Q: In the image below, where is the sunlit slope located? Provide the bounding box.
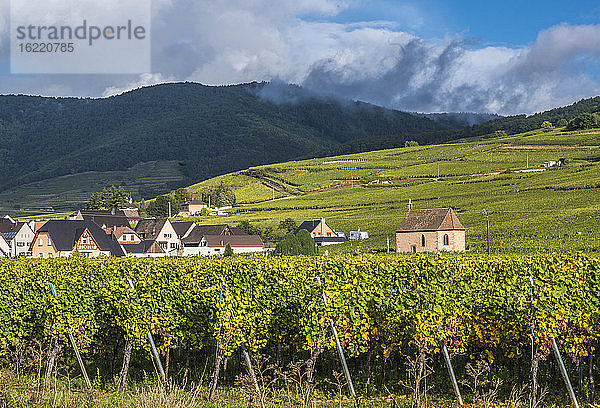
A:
[184,127,600,253]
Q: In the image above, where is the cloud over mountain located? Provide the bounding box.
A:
[0,0,599,115]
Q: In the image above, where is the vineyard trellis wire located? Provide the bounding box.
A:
[0,253,597,405]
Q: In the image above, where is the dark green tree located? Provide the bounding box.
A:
[86,186,130,210]
[223,243,234,257]
[172,188,192,202]
[567,113,600,130]
[274,234,301,255]
[146,194,179,218]
[237,220,260,235]
[279,218,298,234]
[296,229,316,255]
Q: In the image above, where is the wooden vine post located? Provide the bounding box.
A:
[528,276,580,408]
[127,279,167,385]
[316,276,357,400]
[48,283,92,389]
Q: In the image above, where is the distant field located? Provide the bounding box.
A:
[179,127,600,253]
[0,160,186,216]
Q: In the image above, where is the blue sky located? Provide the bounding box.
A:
[0,0,599,115]
[330,0,600,46]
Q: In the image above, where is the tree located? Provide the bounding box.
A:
[274,234,301,255]
[172,188,191,202]
[202,182,236,207]
[541,121,554,132]
[237,220,260,235]
[223,243,234,257]
[296,229,316,255]
[146,194,179,218]
[404,140,419,148]
[279,218,297,234]
[494,130,507,138]
[86,186,130,210]
[567,113,600,130]
[557,118,569,128]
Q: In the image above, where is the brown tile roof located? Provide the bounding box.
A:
[396,208,465,232]
[107,226,138,240]
[134,218,168,241]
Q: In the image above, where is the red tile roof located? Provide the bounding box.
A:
[397,208,465,232]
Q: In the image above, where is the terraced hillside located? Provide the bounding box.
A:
[182,127,600,253]
[0,161,185,215]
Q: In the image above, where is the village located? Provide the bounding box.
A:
[0,198,465,258]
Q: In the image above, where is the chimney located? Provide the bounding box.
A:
[408,199,413,211]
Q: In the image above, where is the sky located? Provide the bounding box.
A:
[1,0,600,115]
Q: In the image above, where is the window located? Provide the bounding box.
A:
[443,234,449,246]
[164,233,172,238]
[411,246,417,253]
[38,239,43,246]
[38,253,44,258]
[17,242,25,247]
[421,234,426,247]
[170,243,177,249]
[48,237,52,246]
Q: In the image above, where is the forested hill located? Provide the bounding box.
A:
[317,96,600,157]
[0,82,470,194]
[459,96,600,138]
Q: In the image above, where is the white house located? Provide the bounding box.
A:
[0,219,35,257]
[181,224,264,256]
[350,229,369,240]
[134,218,180,256]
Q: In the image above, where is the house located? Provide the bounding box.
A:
[122,240,166,257]
[0,218,35,257]
[544,161,558,168]
[182,229,264,256]
[350,229,369,240]
[295,218,337,238]
[396,200,465,253]
[105,226,142,244]
[172,221,197,240]
[30,220,125,258]
[295,218,348,246]
[180,223,264,256]
[179,199,208,216]
[134,218,180,256]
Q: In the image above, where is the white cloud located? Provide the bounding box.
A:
[0,0,599,115]
[101,73,174,97]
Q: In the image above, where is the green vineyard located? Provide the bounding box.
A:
[1,254,598,405]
